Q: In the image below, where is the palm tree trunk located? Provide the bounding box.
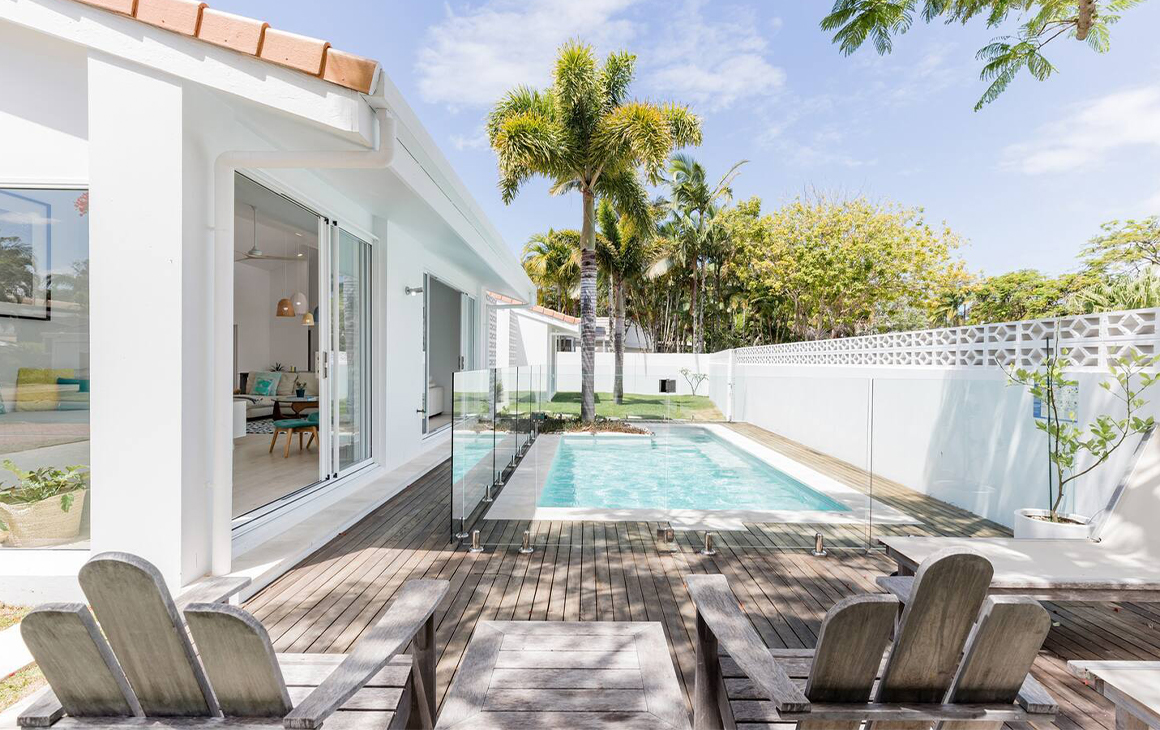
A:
[613,280,626,404]
[690,267,701,354]
[579,189,597,425]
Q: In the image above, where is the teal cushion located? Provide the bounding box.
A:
[251,372,281,396]
[274,418,313,428]
[306,412,319,424]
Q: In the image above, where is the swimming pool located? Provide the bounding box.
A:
[537,426,850,512]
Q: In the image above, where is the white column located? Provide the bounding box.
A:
[87,53,186,589]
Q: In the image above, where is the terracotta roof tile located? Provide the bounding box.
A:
[71,0,378,94]
[80,0,136,15]
[322,48,380,96]
[196,8,267,55]
[135,0,205,36]
[487,291,580,326]
[259,27,328,76]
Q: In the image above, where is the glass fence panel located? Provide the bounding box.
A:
[451,368,495,539]
[721,370,873,550]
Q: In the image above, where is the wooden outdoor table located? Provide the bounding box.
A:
[435,620,691,729]
[1068,661,1160,730]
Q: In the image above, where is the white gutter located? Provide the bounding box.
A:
[210,102,396,577]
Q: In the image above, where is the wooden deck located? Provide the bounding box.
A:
[245,422,1160,730]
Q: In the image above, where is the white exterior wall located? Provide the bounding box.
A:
[0,12,523,601]
[710,311,1160,529]
[556,352,713,396]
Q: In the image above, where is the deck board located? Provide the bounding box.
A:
[247,422,1157,730]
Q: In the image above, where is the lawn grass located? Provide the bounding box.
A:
[0,666,44,712]
[543,391,722,421]
[0,604,28,632]
[0,604,42,713]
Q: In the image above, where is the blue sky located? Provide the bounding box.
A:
[215,0,1160,277]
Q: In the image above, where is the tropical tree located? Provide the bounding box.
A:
[0,237,37,305]
[965,269,1084,323]
[487,40,701,423]
[1080,216,1160,277]
[596,199,657,403]
[733,195,965,340]
[1072,270,1160,312]
[522,229,582,315]
[661,154,746,352]
[820,0,1145,109]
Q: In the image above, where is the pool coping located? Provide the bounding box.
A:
[484,424,919,530]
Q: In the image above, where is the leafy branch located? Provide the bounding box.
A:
[1003,348,1158,521]
[820,0,1147,110]
[0,461,90,531]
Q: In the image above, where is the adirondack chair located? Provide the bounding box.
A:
[17,552,448,730]
[685,548,1059,730]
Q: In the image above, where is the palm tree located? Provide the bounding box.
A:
[487,41,701,424]
[663,154,746,352]
[0,237,38,305]
[522,229,582,314]
[596,199,657,403]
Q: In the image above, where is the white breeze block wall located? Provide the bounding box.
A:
[711,308,1160,529]
[555,352,714,395]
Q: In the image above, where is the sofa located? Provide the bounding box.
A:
[235,371,318,419]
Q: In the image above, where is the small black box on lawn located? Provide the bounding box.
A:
[659,379,676,394]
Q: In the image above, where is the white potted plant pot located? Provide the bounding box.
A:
[1013,507,1092,539]
[0,488,88,547]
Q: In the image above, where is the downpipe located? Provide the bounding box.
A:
[210,105,396,577]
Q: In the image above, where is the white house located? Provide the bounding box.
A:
[0,0,533,602]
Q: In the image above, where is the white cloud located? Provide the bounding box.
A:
[1002,87,1160,175]
[450,127,489,151]
[416,0,641,109]
[0,212,55,225]
[646,0,785,111]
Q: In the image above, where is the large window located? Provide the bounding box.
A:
[0,188,90,549]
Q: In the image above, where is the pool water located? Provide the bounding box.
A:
[452,431,499,484]
[538,427,849,512]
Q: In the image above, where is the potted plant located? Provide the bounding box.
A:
[1006,348,1158,539]
[294,377,307,398]
[0,461,89,547]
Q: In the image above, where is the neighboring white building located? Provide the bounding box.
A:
[0,0,533,601]
[593,316,652,353]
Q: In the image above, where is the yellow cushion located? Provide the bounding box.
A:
[15,368,75,411]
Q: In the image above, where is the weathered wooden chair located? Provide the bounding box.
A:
[685,548,1059,730]
[18,552,448,730]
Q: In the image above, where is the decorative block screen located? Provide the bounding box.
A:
[731,308,1160,369]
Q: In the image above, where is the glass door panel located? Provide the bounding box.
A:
[332,228,372,472]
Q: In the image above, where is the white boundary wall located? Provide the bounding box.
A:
[556,352,714,396]
[708,309,1160,529]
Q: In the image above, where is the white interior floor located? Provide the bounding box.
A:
[232,433,319,518]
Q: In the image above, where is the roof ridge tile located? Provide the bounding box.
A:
[71,0,379,94]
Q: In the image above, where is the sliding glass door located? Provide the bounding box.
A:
[331,227,372,473]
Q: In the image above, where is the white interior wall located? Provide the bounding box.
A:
[427,279,460,414]
[233,264,272,376]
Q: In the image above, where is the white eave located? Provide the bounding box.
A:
[0,0,533,300]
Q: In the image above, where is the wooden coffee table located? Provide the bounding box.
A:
[436,621,690,729]
[1068,661,1160,729]
[272,395,317,420]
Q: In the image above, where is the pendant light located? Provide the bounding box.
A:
[291,231,308,315]
[275,228,294,317]
[246,205,263,257]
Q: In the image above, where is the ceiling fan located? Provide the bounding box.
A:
[235,204,308,262]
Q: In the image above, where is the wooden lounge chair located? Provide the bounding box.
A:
[880,429,1160,602]
[18,552,448,730]
[686,548,1058,729]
